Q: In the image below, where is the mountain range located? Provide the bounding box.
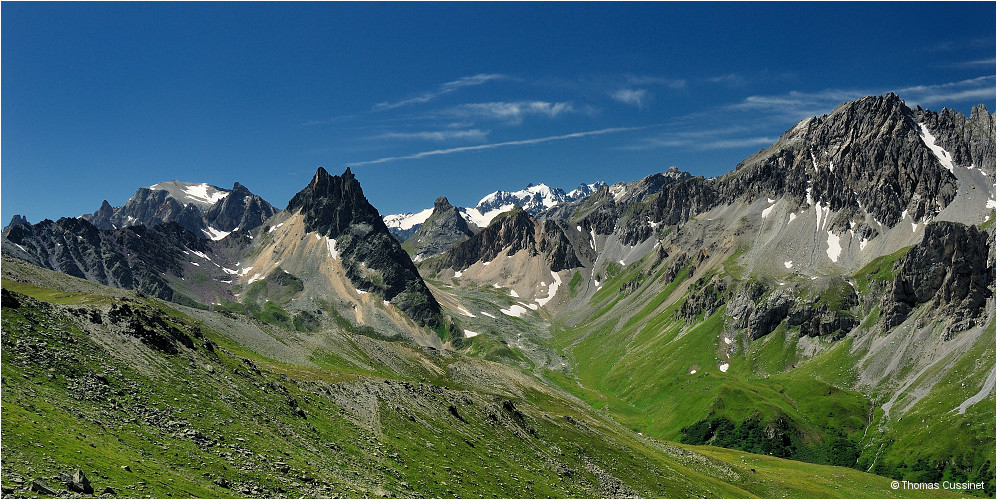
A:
[383,181,607,240]
[2,93,994,498]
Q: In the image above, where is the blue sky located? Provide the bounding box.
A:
[3,2,995,222]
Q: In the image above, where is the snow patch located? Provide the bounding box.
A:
[203,227,231,241]
[456,305,475,317]
[719,363,729,373]
[326,238,339,259]
[268,222,284,233]
[723,337,732,345]
[181,183,229,206]
[355,288,368,295]
[784,260,793,269]
[247,273,263,284]
[453,270,463,278]
[761,204,776,219]
[480,311,496,319]
[188,249,211,261]
[987,199,996,209]
[535,271,562,307]
[509,290,519,298]
[463,329,480,338]
[917,123,956,173]
[500,304,529,318]
[826,232,842,262]
[689,369,697,375]
[788,212,797,223]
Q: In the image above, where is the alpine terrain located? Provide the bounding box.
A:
[2,94,994,498]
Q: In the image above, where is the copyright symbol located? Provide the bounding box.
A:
[891,481,900,490]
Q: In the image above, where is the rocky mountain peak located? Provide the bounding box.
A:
[4,215,31,232]
[287,167,443,327]
[203,181,278,235]
[433,196,454,212]
[287,167,380,238]
[404,196,475,262]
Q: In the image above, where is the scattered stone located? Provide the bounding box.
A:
[102,486,117,496]
[213,477,230,489]
[29,478,57,495]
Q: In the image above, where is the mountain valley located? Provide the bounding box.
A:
[2,94,994,498]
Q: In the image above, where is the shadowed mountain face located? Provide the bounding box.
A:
[2,218,208,302]
[440,207,582,273]
[286,167,443,328]
[403,197,475,262]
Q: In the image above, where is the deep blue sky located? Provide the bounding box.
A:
[3,2,995,222]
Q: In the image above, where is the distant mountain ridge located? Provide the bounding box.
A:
[384,181,606,239]
[80,180,278,240]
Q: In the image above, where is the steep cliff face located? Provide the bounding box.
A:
[286,167,443,327]
[882,221,994,332]
[722,94,959,227]
[442,207,582,273]
[403,197,475,262]
[1,218,208,302]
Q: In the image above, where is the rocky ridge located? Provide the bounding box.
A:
[83,181,277,240]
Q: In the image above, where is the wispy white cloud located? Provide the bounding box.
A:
[620,126,775,152]
[375,129,490,142]
[611,89,650,108]
[373,73,509,111]
[349,126,644,166]
[625,75,687,89]
[447,101,575,124]
[898,75,996,107]
[727,89,868,119]
[945,58,996,69]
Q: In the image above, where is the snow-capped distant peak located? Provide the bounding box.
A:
[567,181,607,200]
[383,179,607,235]
[383,207,434,231]
[148,180,230,209]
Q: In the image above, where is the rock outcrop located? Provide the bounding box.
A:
[882,221,994,332]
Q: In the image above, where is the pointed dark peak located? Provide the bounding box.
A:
[286,166,382,238]
[433,196,454,213]
[4,214,30,232]
[232,182,248,192]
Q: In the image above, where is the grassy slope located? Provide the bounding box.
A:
[547,243,994,496]
[0,263,955,499]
